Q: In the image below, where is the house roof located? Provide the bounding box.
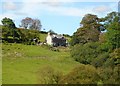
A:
[52,34,64,39]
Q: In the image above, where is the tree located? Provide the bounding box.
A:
[16,28,40,44]
[71,14,104,46]
[21,17,33,29]
[108,48,120,67]
[48,29,57,35]
[2,17,16,29]
[71,27,100,45]
[2,26,12,38]
[70,12,120,66]
[71,42,99,64]
[80,14,105,31]
[104,12,119,28]
[30,19,42,31]
[21,17,42,31]
[1,17,18,41]
[103,12,120,49]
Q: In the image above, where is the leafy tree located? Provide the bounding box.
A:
[48,29,57,35]
[104,12,119,28]
[91,52,109,67]
[20,17,33,29]
[21,17,42,30]
[71,42,99,64]
[30,19,42,31]
[80,14,105,31]
[17,28,40,44]
[71,11,120,66]
[1,17,18,41]
[105,48,120,67]
[71,14,104,46]
[71,27,100,45]
[103,12,120,49]
[2,26,11,38]
[99,33,106,43]
[1,17,16,29]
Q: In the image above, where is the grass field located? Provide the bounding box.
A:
[2,43,79,84]
[39,33,47,42]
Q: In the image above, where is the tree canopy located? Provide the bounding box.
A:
[1,17,17,40]
[2,17,16,29]
[20,17,42,31]
[71,11,120,68]
[71,14,104,45]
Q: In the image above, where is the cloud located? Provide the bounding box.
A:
[2,0,119,2]
[41,2,62,7]
[93,5,111,13]
[46,6,92,17]
[3,2,18,11]
[0,2,112,18]
[18,2,43,17]
[1,1,116,18]
[0,1,117,26]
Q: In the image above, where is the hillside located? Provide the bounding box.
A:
[39,31,72,43]
[1,10,119,84]
[2,43,79,84]
[39,32,47,42]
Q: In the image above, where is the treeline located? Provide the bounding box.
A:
[69,11,120,84]
[70,11,120,67]
[37,64,119,84]
[1,17,71,44]
[1,17,42,44]
[37,11,120,84]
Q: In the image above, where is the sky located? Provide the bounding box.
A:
[0,0,119,35]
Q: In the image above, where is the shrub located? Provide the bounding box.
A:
[97,67,120,84]
[37,66,63,84]
[2,40,8,44]
[91,52,109,67]
[59,64,100,84]
[71,42,99,64]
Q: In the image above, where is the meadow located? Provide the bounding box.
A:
[2,43,79,84]
[1,11,120,84]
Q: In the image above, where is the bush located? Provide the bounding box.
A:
[37,66,63,84]
[59,64,100,84]
[71,42,99,64]
[2,40,8,44]
[97,67,120,84]
[103,58,115,68]
[91,52,109,67]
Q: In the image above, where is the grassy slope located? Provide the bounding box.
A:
[2,43,79,84]
[39,33,47,42]
[39,32,72,42]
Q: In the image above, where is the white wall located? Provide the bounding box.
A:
[46,34,53,45]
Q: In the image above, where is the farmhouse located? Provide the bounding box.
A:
[46,32,67,47]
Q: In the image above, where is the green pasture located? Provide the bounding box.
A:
[2,43,79,84]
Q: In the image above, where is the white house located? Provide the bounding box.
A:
[46,32,67,47]
[46,32,53,45]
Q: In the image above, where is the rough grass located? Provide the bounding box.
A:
[2,43,79,84]
[39,33,47,42]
